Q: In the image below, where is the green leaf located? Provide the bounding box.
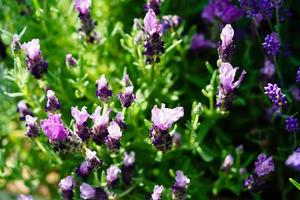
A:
[289,178,300,190]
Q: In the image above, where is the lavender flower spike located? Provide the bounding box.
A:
[105,121,123,151]
[25,115,40,138]
[150,104,184,151]
[90,106,111,144]
[151,185,164,200]
[59,176,76,200]
[45,90,61,112]
[106,165,121,187]
[218,24,235,63]
[96,75,113,101]
[285,116,299,133]
[122,151,135,184]
[71,106,90,141]
[22,39,48,79]
[17,100,33,121]
[144,9,164,64]
[285,147,300,171]
[118,86,135,108]
[264,83,287,111]
[216,62,246,111]
[254,154,274,177]
[263,32,281,56]
[40,113,68,141]
[172,170,190,200]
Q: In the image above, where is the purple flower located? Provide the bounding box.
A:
[144,9,164,64]
[80,183,96,200]
[289,86,300,101]
[40,113,68,141]
[151,185,164,200]
[264,83,287,111]
[76,161,90,179]
[71,106,90,141]
[161,15,181,34]
[263,32,281,56]
[45,90,61,112]
[190,34,216,50]
[25,115,39,138]
[296,67,300,83]
[254,154,274,177]
[151,104,184,131]
[260,59,275,79]
[122,151,135,184]
[96,75,113,101]
[202,0,243,23]
[218,24,235,62]
[12,34,22,54]
[105,121,123,151]
[172,170,190,200]
[114,112,126,130]
[22,39,48,79]
[216,62,246,110]
[90,106,111,144]
[144,0,162,15]
[221,154,234,171]
[106,165,121,187]
[285,148,300,171]
[66,54,77,67]
[239,0,277,18]
[17,195,33,200]
[17,100,33,121]
[118,86,135,108]
[285,116,299,133]
[75,0,91,15]
[85,148,103,170]
[59,176,76,200]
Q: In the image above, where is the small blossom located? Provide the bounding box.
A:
[40,113,68,141]
[59,176,76,200]
[17,100,33,121]
[285,116,299,133]
[264,83,287,111]
[263,32,281,56]
[66,54,77,67]
[124,151,135,167]
[75,0,91,15]
[45,90,61,112]
[90,106,111,144]
[285,148,300,171]
[71,106,90,141]
[106,165,121,187]
[96,75,113,101]
[190,34,216,50]
[218,24,235,62]
[221,154,234,171]
[151,185,164,200]
[22,39,48,79]
[106,121,123,151]
[260,59,275,79]
[25,115,39,138]
[254,154,274,177]
[114,112,126,130]
[216,62,246,110]
[80,183,96,200]
[76,161,90,179]
[85,148,103,170]
[118,86,135,108]
[172,170,190,200]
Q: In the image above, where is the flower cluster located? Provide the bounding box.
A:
[264,83,287,112]
[150,104,184,152]
[77,149,103,179]
[285,116,299,133]
[238,0,279,19]
[59,176,76,200]
[75,0,98,43]
[286,147,300,171]
[95,75,113,102]
[202,0,243,24]
[172,170,190,200]
[22,39,48,79]
[244,154,274,192]
[45,90,61,112]
[263,32,281,56]
[217,24,235,63]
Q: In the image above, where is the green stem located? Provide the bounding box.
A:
[273,56,284,86]
[118,183,137,198]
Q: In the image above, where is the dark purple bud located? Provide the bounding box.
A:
[118,86,135,108]
[22,39,48,79]
[105,122,123,151]
[59,176,76,200]
[106,165,121,187]
[85,149,103,170]
[285,116,299,133]
[263,32,281,56]
[285,147,300,171]
[96,75,113,102]
[45,90,61,112]
[144,0,162,15]
[172,170,190,200]
[66,54,77,67]
[25,115,39,138]
[12,34,22,55]
[76,161,91,179]
[17,100,33,121]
